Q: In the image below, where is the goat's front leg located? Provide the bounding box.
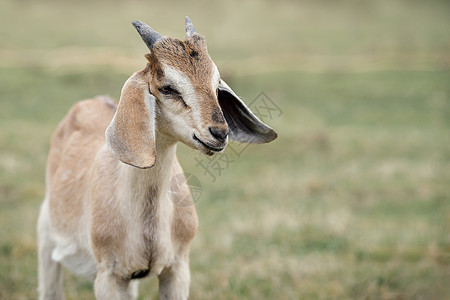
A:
[94,267,135,300]
[37,200,64,300]
[158,260,190,300]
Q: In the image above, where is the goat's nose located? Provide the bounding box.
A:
[209,126,229,142]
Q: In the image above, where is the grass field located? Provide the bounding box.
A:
[1,0,449,299]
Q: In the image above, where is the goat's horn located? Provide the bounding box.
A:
[185,16,197,38]
[132,20,163,51]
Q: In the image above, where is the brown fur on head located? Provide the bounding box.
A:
[146,34,219,108]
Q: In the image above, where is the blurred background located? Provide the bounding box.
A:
[0,0,449,299]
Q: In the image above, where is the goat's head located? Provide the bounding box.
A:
[106,17,277,168]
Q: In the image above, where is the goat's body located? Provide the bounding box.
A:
[38,97,198,299]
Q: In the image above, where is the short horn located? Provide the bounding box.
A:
[132,20,163,51]
[185,16,197,38]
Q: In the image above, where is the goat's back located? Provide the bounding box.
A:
[46,96,117,233]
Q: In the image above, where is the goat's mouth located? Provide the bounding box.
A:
[193,134,225,155]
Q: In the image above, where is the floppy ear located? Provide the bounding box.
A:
[217,80,277,144]
[105,71,156,168]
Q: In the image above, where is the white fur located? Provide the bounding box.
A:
[161,63,197,105]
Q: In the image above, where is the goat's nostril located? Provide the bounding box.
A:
[209,126,229,142]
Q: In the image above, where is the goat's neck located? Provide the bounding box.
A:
[119,135,177,206]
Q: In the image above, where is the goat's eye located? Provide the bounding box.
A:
[158,86,179,95]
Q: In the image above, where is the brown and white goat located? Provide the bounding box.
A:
[37,17,277,300]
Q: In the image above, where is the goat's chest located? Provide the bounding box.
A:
[120,194,176,277]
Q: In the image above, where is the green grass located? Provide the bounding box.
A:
[1,0,449,299]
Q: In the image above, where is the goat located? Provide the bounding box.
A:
[37,17,277,300]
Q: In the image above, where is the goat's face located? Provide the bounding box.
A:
[147,35,228,155]
[105,18,277,169]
